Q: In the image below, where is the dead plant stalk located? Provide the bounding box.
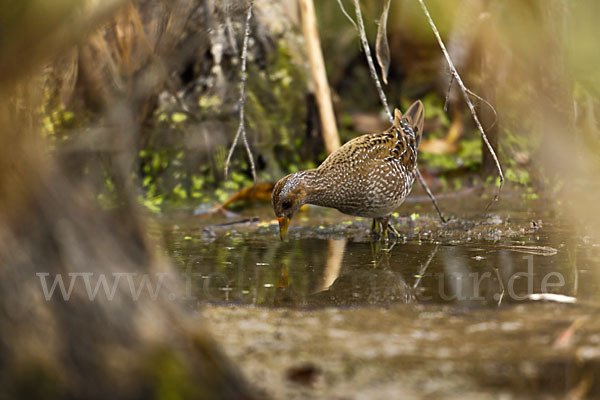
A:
[299,0,341,155]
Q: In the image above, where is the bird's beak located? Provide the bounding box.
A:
[278,217,290,241]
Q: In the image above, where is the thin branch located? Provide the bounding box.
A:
[444,76,498,131]
[443,73,454,112]
[465,87,498,131]
[415,169,446,223]
[417,0,503,201]
[351,0,446,223]
[224,0,256,183]
[353,0,392,122]
[335,0,358,30]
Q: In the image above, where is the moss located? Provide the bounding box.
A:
[244,39,309,176]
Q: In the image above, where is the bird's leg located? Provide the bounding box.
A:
[379,217,389,242]
[370,218,381,240]
[372,217,401,243]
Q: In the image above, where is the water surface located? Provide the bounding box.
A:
[162,196,600,308]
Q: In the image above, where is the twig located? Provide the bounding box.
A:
[224,0,256,183]
[335,0,358,30]
[351,0,446,223]
[444,76,498,131]
[415,169,446,223]
[353,0,392,122]
[417,0,503,201]
[465,87,498,131]
[443,73,454,112]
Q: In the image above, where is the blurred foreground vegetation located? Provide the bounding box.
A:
[0,0,256,398]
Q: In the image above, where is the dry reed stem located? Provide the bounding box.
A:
[299,0,341,155]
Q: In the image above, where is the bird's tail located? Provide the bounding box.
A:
[393,100,424,148]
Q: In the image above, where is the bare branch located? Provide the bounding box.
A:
[415,169,447,223]
[352,0,392,122]
[335,0,358,30]
[417,0,504,201]
[465,87,498,131]
[443,73,455,112]
[444,76,499,131]
[224,0,257,183]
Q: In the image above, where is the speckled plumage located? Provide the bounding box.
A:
[272,101,425,239]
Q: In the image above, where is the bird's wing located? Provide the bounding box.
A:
[319,125,417,172]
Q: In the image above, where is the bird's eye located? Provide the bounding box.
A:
[282,199,292,209]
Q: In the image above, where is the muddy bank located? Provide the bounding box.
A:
[202,303,600,399]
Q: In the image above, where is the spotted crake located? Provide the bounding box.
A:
[272,100,424,240]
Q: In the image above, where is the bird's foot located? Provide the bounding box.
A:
[371,218,402,247]
[387,223,401,240]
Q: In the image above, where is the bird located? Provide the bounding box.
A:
[272,100,424,241]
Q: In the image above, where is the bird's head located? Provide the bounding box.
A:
[271,172,311,240]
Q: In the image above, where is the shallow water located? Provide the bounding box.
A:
[163,198,600,308]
